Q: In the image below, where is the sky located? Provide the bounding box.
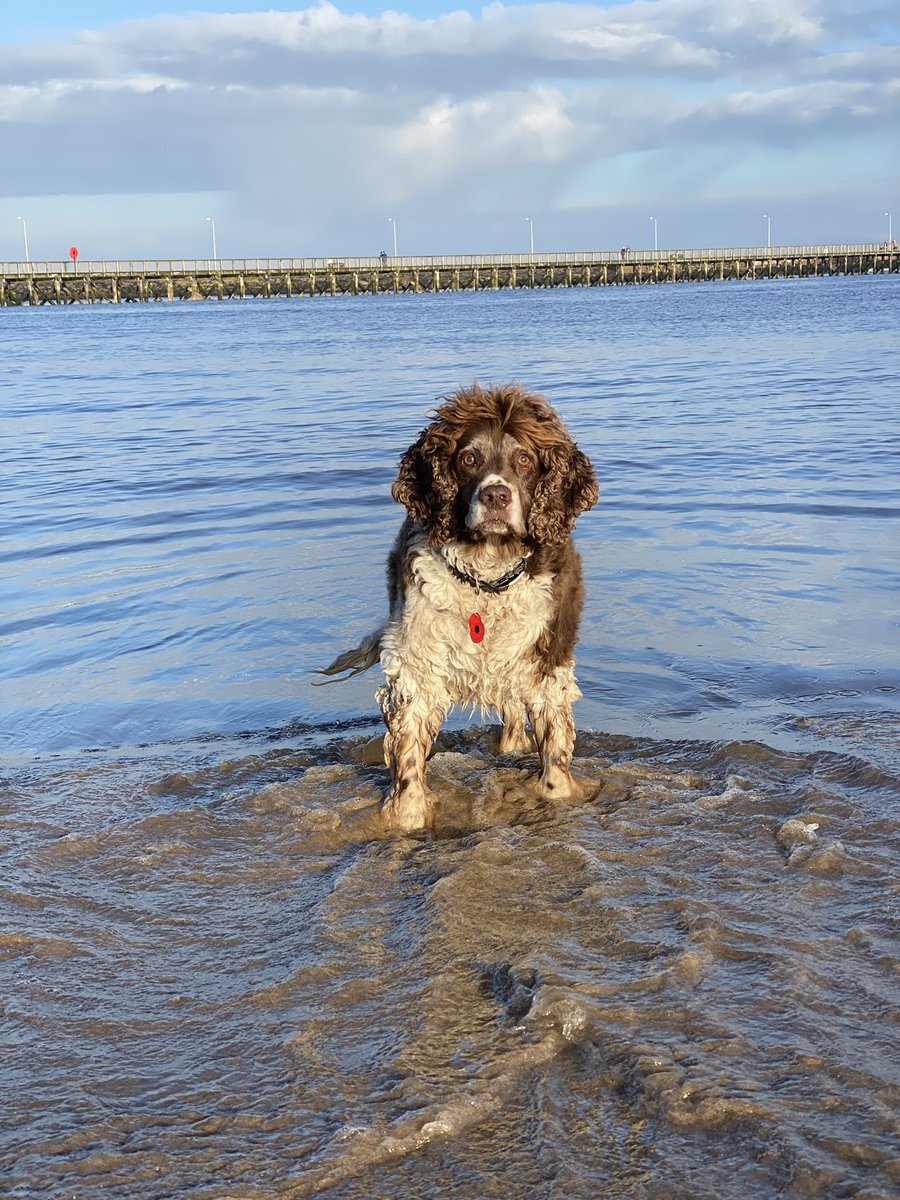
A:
[0,0,897,261]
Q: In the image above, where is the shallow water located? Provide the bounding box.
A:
[1,277,899,1198]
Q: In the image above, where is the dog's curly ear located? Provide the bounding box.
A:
[392,433,431,526]
[527,442,598,547]
[391,425,459,545]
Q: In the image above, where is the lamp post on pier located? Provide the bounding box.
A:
[17,215,29,266]
[763,213,771,249]
[387,217,397,257]
[649,215,657,253]
[525,216,534,258]
[885,212,893,243]
[206,216,217,263]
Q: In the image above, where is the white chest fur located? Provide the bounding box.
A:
[380,541,557,712]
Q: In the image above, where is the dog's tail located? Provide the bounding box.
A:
[312,628,383,685]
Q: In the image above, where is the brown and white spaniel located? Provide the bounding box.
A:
[320,383,598,833]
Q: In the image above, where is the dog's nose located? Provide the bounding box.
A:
[480,483,511,509]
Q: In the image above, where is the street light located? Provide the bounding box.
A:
[649,215,657,253]
[885,211,893,243]
[16,215,29,264]
[387,217,397,257]
[763,213,771,249]
[525,216,534,257]
[206,216,217,262]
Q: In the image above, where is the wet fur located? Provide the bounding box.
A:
[320,383,598,833]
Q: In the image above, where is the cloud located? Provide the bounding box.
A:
[0,0,896,256]
[1,0,884,91]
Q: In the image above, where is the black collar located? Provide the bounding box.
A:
[441,552,529,594]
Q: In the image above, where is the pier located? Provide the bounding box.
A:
[0,244,895,306]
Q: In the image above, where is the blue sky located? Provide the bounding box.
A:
[1,1,897,260]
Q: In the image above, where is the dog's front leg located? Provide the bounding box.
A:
[527,667,582,802]
[376,683,442,833]
[498,701,531,754]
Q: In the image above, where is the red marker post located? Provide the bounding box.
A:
[69,246,79,273]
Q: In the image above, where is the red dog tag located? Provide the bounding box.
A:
[468,613,485,643]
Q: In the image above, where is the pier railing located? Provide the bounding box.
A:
[0,243,889,275]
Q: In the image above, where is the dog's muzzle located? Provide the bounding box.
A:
[466,474,525,535]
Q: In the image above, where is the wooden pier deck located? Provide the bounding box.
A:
[0,244,895,306]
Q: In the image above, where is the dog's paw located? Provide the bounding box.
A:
[539,769,583,802]
[381,787,438,834]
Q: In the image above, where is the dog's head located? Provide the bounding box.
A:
[392,383,598,548]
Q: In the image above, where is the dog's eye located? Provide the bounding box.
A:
[516,451,532,469]
[460,451,478,468]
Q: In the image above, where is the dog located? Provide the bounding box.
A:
[319,383,598,832]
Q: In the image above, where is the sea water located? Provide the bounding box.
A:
[1,276,897,1198]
